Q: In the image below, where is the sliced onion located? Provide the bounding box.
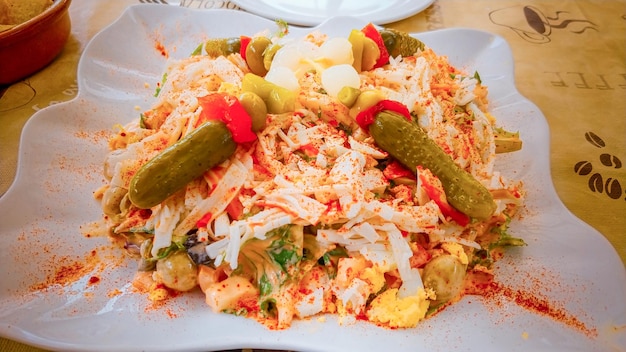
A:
[318,37,353,66]
[321,64,360,98]
[265,66,300,92]
[272,41,318,76]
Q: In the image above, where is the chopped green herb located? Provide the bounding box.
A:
[223,307,248,316]
[319,246,348,279]
[190,43,203,56]
[234,224,304,297]
[336,122,353,136]
[260,298,278,318]
[154,72,167,97]
[274,19,289,38]
[139,113,147,129]
[259,273,273,296]
[152,238,186,261]
[473,71,482,84]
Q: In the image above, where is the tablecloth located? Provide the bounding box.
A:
[1,0,624,350]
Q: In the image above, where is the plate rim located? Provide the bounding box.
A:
[230,0,435,26]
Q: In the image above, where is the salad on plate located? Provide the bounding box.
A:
[94,21,524,330]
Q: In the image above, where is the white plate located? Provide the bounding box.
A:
[0,5,625,352]
[231,0,434,26]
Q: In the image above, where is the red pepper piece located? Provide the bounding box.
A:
[355,99,411,130]
[409,243,432,268]
[226,196,244,220]
[198,93,257,144]
[240,36,251,61]
[361,23,390,69]
[383,160,416,181]
[418,169,470,226]
[298,144,319,158]
[196,212,213,228]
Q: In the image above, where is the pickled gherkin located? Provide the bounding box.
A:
[369,111,496,220]
[128,121,236,209]
[380,28,425,58]
[204,37,241,57]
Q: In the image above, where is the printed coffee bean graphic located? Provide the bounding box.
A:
[584,131,605,148]
[574,161,593,175]
[588,173,604,193]
[605,178,623,200]
[576,131,624,200]
[600,153,622,168]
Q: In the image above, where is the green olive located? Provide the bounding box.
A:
[138,238,156,271]
[101,186,128,220]
[241,73,295,114]
[239,92,268,132]
[361,37,380,71]
[263,43,282,71]
[337,86,361,107]
[245,37,272,76]
[353,90,384,110]
[422,254,466,305]
[348,29,365,72]
[242,73,273,100]
[156,250,198,292]
[349,89,384,118]
[266,88,295,114]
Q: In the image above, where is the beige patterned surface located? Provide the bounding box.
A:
[1,0,624,350]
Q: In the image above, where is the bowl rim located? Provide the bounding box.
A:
[0,0,72,42]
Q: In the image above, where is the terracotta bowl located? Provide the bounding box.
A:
[0,0,72,85]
